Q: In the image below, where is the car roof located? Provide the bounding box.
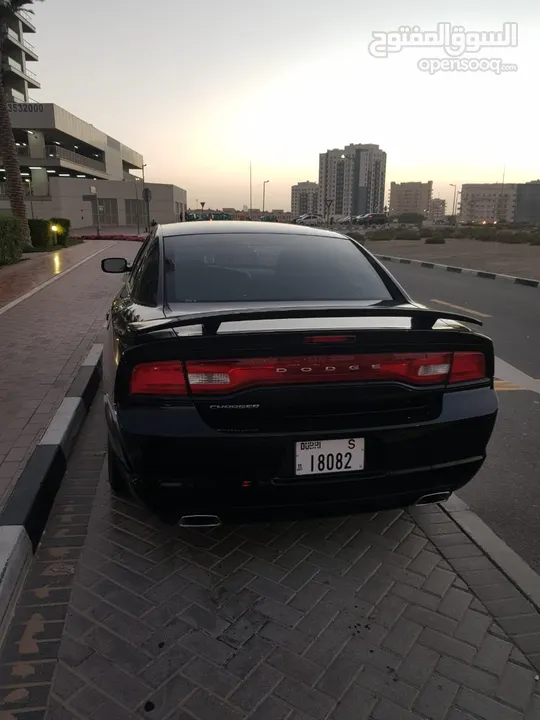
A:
[160,220,348,239]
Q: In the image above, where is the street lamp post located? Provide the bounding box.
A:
[450,183,458,225]
[141,163,148,229]
[262,180,270,213]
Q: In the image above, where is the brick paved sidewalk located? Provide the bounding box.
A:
[0,240,140,507]
[1,397,540,719]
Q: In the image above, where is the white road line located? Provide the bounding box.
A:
[0,242,117,317]
[495,357,540,395]
[430,298,491,319]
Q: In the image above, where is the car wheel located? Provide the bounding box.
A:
[107,439,130,497]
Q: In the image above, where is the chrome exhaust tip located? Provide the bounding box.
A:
[178,515,222,528]
[416,491,452,506]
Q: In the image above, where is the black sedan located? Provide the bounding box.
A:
[101,221,498,527]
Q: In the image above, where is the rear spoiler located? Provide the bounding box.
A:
[130,306,482,337]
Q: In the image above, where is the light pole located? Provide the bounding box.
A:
[450,183,458,225]
[249,162,253,219]
[262,180,270,213]
[141,163,148,228]
[51,224,58,245]
[341,154,355,230]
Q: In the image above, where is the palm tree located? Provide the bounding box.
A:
[0,0,43,247]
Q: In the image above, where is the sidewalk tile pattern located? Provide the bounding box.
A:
[0,400,539,719]
[0,241,139,507]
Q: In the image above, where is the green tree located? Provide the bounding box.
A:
[0,1,43,248]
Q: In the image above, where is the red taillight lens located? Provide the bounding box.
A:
[304,335,355,344]
[129,351,487,396]
[130,361,187,395]
[449,352,486,383]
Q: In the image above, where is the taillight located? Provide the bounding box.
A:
[449,352,486,383]
[129,351,487,396]
[130,361,187,395]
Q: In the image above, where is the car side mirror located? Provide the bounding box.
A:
[102,258,129,273]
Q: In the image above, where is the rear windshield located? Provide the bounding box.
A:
[163,233,394,303]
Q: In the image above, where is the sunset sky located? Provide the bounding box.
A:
[32,0,536,210]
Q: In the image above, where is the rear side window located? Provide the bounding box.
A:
[163,233,394,303]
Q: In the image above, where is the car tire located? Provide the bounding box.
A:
[107,439,130,497]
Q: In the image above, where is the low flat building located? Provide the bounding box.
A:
[13,177,186,230]
[389,181,433,217]
[460,183,517,223]
[428,197,447,222]
[514,181,540,225]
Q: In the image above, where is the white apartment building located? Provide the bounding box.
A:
[389,181,433,217]
[460,184,517,223]
[427,197,447,222]
[291,181,319,217]
[0,11,188,229]
[3,7,40,104]
[318,143,386,218]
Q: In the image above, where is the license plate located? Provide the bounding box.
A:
[295,438,365,476]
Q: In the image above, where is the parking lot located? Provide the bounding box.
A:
[1,238,540,718]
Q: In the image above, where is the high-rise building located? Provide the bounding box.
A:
[3,8,40,104]
[427,197,447,222]
[389,181,433,217]
[318,143,386,218]
[291,181,319,216]
[460,184,517,223]
[514,181,540,224]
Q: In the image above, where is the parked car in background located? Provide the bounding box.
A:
[101,221,498,527]
[296,214,323,226]
[357,213,388,226]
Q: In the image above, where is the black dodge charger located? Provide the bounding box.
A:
[102,221,498,526]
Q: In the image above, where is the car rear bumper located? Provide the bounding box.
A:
[106,387,497,522]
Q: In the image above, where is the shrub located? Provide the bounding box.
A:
[425,233,445,244]
[0,216,24,265]
[529,233,540,246]
[364,229,394,241]
[49,217,71,245]
[395,228,419,240]
[496,230,530,244]
[419,227,433,238]
[28,219,52,248]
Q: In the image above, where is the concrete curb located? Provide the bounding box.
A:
[0,343,103,638]
[375,253,540,288]
[442,494,540,613]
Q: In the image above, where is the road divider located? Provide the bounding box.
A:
[377,254,540,289]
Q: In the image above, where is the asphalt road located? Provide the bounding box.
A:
[381,259,540,573]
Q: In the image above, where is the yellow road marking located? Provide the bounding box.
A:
[495,380,527,391]
[430,299,491,318]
